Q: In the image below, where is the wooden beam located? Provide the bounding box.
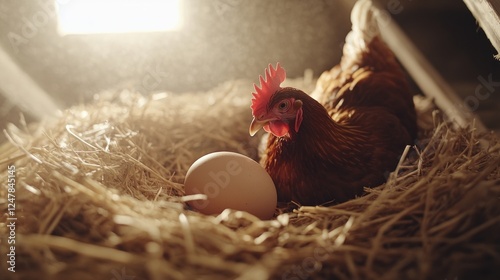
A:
[0,45,60,121]
[373,4,488,132]
[464,0,500,59]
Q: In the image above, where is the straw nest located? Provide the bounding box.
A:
[1,76,499,280]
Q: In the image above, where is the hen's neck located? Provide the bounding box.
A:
[282,93,365,164]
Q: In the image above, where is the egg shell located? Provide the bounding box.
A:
[184,152,277,220]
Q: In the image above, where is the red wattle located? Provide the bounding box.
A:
[268,121,289,137]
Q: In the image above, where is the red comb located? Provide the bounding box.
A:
[251,63,286,115]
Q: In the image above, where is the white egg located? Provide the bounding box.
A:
[184,151,277,220]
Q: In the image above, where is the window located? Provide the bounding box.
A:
[56,0,182,35]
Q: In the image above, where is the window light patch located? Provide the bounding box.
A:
[56,0,182,35]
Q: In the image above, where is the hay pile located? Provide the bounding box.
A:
[1,77,499,280]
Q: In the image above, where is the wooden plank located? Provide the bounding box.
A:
[0,45,60,121]
[373,3,488,132]
[464,0,500,59]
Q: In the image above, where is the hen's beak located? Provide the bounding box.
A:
[249,118,268,136]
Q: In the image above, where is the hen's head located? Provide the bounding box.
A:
[249,63,304,138]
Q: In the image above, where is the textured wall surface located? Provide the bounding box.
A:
[0,0,499,135]
[0,0,351,105]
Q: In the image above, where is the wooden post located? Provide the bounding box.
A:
[374,4,488,132]
[0,45,60,121]
[464,0,500,59]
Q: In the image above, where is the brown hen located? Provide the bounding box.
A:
[249,0,417,206]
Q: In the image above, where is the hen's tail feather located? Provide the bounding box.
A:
[311,0,381,101]
[343,0,379,69]
[351,0,378,41]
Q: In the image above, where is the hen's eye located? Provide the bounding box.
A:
[277,100,290,111]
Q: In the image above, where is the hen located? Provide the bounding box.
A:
[249,0,417,206]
